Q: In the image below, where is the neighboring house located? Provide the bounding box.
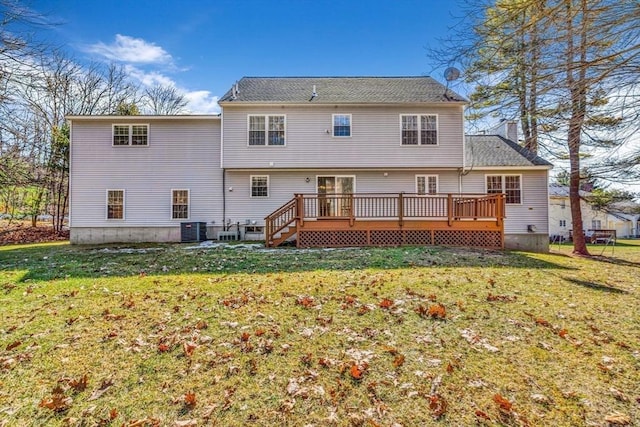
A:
[548,184,640,240]
[68,76,552,251]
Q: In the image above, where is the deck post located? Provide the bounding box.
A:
[447,194,453,226]
[295,194,304,227]
[398,192,404,227]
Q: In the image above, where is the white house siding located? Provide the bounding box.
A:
[69,118,222,243]
[223,169,462,225]
[221,105,464,169]
[461,169,549,251]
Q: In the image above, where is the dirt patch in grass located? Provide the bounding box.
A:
[0,242,638,426]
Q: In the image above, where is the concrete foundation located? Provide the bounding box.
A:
[504,233,549,253]
[70,227,181,244]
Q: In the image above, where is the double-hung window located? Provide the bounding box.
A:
[107,190,124,219]
[172,189,189,219]
[113,124,148,146]
[332,114,351,137]
[486,175,522,204]
[248,115,285,145]
[401,114,437,145]
[251,175,269,197]
[416,175,438,195]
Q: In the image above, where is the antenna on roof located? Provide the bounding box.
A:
[443,67,460,100]
[310,84,317,101]
[231,81,239,100]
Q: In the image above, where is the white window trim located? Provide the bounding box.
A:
[105,189,125,220]
[332,113,352,138]
[112,124,149,147]
[250,175,270,198]
[315,175,357,194]
[399,114,439,146]
[415,174,439,195]
[246,115,287,146]
[484,174,523,205]
[171,189,190,220]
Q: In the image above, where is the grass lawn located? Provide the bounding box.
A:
[0,241,638,426]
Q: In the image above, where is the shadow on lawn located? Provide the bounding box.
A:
[1,243,575,282]
[562,277,629,294]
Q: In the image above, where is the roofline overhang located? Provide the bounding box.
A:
[467,165,553,171]
[218,101,468,107]
[66,114,221,121]
[223,167,463,172]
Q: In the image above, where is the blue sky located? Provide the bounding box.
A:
[31,0,466,113]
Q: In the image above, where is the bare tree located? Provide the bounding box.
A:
[142,84,187,115]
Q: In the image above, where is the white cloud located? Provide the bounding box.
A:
[124,65,175,88]
[87,34,172,64]
[183,90,220,114]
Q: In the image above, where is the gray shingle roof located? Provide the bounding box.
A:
[548,183,590,198]
[219,77,467,104]
[466,135,552,167]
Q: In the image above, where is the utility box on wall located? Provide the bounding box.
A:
[180,222,207,242]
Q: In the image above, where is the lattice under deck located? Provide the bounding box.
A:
[298,229,502,248]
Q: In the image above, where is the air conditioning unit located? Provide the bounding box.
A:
[181,222,207,242]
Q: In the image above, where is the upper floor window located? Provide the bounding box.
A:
[416,175,438,195]
[251,175,269,197]
[333,114,351,137]
[172,189,189,219]
[486,175,522,204]
[248,115,285,146]
[113,124,148,146]
[401,114,437,145]
[107,190,124,219]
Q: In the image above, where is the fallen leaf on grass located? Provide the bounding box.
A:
[123,418,161,427]
[535,318,551,327]
[475,410,491,421]
[493,393,513,414]
[428,394,447,418]
[604,412,631,426]
[393,354,405,367]
[184,392,196,408]
[350,363,368,380]
[379,298,394,309]
[174,420,198,427]
[183,341,197,357]
[158,343,171,353]
[87,378,114,401]
[416,303,447,319]
[39,389,72,412]
[67,374,88,392]
[296,296,316,308]
[5,341,21,351]
[558,329,568,338]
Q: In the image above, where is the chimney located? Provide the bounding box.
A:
[486,119,518,142]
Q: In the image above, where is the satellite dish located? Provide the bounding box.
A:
[444,67,461,82]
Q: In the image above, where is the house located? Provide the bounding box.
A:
[68,76,552,252]
[548,184,640,240]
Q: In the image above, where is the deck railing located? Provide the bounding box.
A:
[298,193,504,222]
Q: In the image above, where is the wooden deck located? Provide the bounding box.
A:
[265,193,505,249]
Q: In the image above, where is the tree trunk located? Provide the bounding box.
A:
[568,123,589,255]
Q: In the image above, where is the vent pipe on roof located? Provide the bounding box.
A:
[231,81,239,100]
[310,85,317,101]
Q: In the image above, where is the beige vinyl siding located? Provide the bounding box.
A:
[222,105,464,169]
[461,169,549,234]
[70,118,222,227]
[224,170,461,225]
